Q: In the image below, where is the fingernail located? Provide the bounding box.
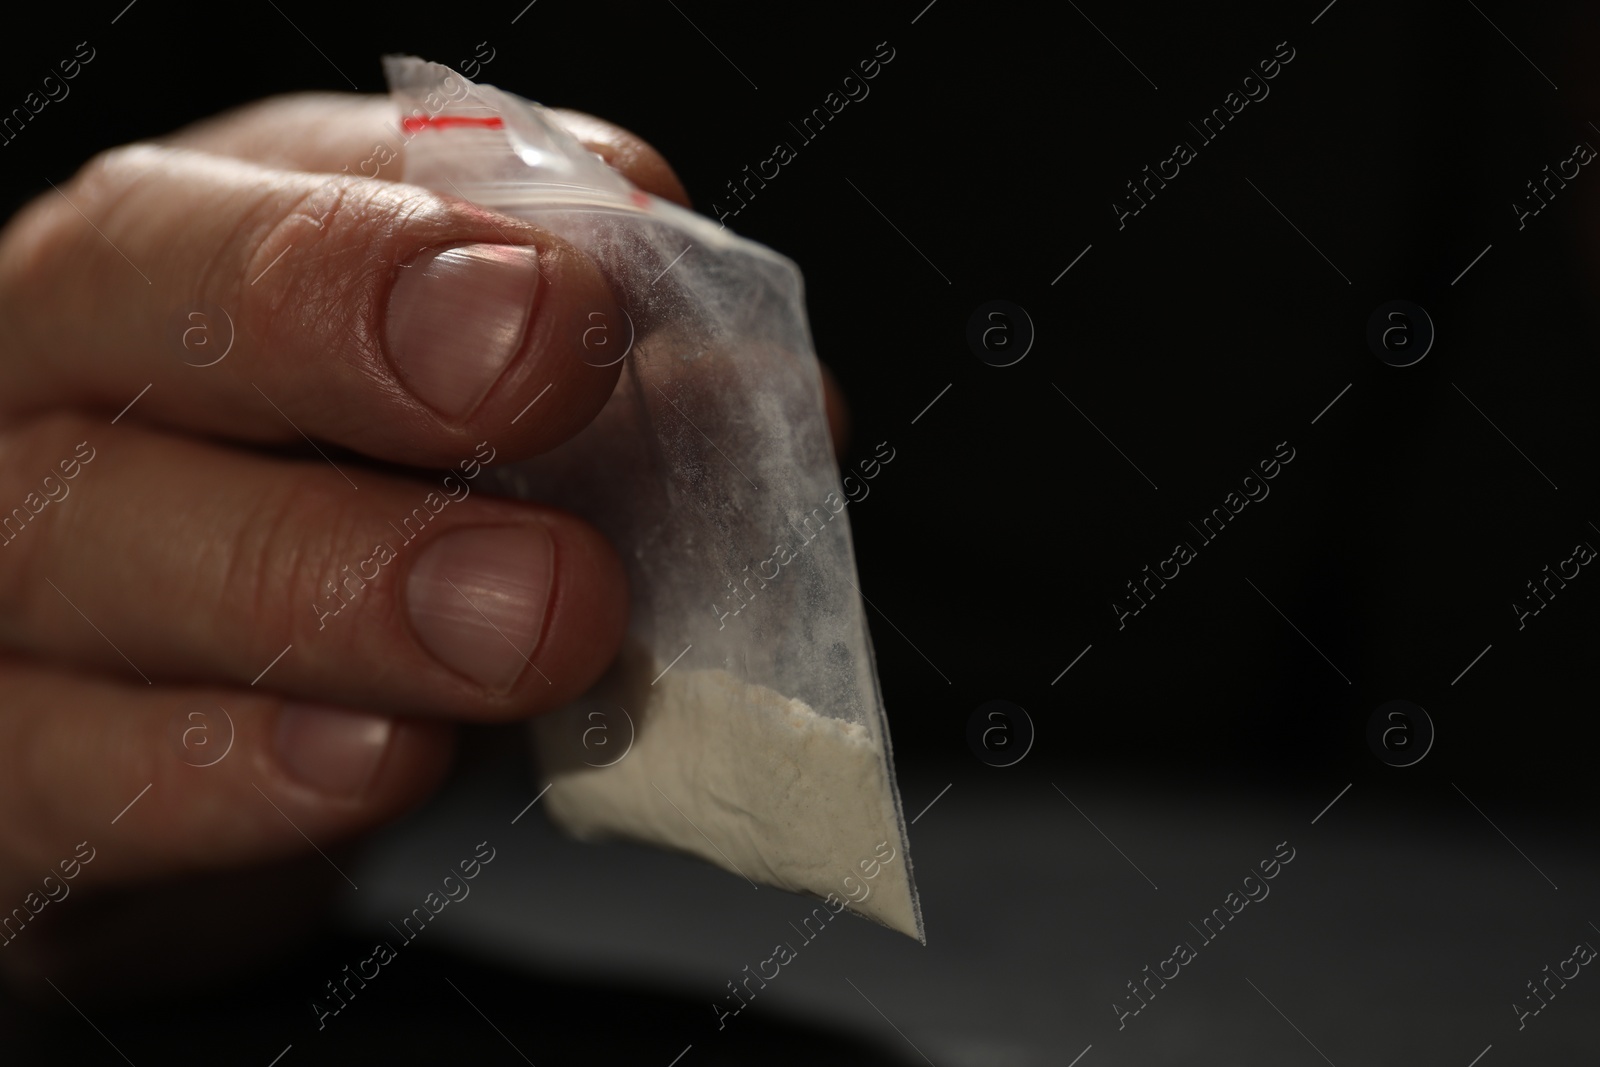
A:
[405,525,554,690]
[274,703,393,799]
[386,243,542,417]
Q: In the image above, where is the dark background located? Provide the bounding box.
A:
[3,0,1599,1061]
[7,0,1596,802]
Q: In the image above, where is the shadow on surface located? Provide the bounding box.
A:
[0,933,922,1066]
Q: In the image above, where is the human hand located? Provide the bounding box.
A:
[0,93,700,998]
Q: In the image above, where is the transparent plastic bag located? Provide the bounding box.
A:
[386,56,922,940]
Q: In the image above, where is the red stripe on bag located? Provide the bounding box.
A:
[401,115,506,133]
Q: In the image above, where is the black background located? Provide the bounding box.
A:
[4,0,1598,800]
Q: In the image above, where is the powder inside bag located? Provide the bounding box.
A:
[535,653,921,940]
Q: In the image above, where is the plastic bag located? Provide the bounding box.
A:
[385,56,922,941]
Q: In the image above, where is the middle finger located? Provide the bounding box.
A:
[0,414,627,719]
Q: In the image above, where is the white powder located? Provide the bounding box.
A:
[533,660,922,941]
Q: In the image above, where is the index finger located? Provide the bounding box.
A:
[0,144,622,467]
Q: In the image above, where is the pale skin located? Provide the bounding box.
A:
[0,93,847,997]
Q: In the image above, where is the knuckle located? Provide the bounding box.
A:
[59,144,175,240]
[66,142,158,202]
[233,175,463,367]
[225,466,375,653]
[0,145,160,322]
